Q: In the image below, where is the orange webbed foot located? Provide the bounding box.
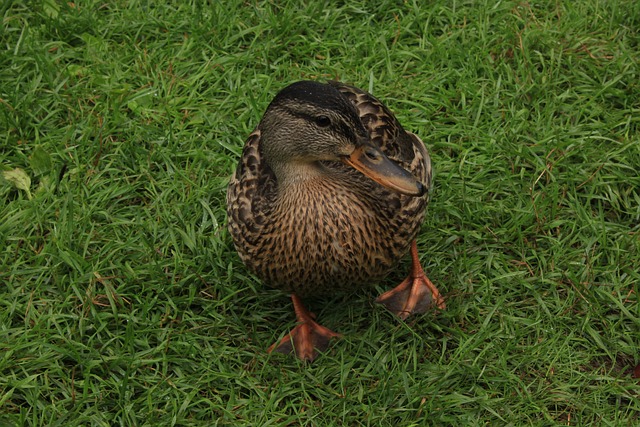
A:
[268,294,341,362]
[376,241,445,320]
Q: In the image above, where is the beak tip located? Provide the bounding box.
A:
[416,181,426,197]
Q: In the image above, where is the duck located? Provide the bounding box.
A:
[226,80,445,362]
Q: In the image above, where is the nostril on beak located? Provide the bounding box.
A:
[364,147,379,161]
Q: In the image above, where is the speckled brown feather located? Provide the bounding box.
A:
[227,81,432,297]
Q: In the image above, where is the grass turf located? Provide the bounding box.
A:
[1,0,639,425]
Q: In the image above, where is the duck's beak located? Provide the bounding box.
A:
[342,143,425,197]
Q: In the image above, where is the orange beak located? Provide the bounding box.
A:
[342,143,425,197]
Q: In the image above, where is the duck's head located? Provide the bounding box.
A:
[259,81,425,197]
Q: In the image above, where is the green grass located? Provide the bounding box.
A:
[1,0,639,425]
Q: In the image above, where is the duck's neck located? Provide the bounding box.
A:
[271,160,332,191]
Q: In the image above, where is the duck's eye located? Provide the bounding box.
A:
[315,115,331,127]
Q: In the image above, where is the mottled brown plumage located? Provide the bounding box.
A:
[226,81,444,361]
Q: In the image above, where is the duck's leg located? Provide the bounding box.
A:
[268,294,341,362]
[376,241,445,320]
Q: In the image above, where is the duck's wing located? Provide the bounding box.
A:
[226,129,276,258]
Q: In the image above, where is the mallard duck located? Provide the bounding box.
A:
[227,80,445,361]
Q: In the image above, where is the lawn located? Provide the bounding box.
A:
[1,0,639,425]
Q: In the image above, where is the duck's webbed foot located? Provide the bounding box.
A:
[268,294,341,362]
[376,240,445,320]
